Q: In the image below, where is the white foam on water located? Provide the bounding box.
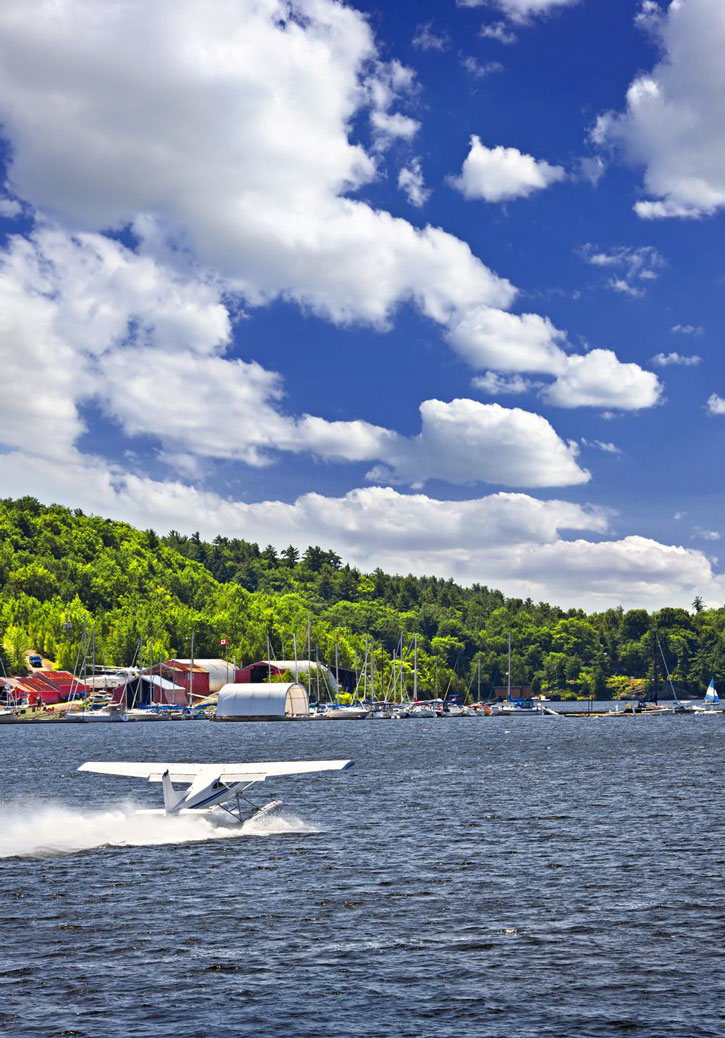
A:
[242,807,317,837]
[0,801,318,859]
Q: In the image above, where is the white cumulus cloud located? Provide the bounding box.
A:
[0,0,511,330]
[447,308,662,411]
[451,135,566,202]
[595,0,725,219]
[0,228,591,490]
[370,399,589,489]
[542,350,663,410]
[0,0,658,417]
[651,352,702,367]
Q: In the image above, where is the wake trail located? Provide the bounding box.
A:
[0,801,319,859]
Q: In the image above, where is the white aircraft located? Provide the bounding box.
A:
[78,758,354,823]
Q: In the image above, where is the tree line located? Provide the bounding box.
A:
[1,496,723,700]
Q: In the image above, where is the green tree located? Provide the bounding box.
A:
[281,545,299,568]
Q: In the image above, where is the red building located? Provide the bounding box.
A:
[11,670,90,705]
[138,659,244,702]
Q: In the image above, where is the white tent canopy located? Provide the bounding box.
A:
[216,682,309,721]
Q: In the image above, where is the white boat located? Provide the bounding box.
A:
[693,679,722,714]
[498,699,543,715]
[318,704,371,720]
[408,701,436,717]
[125,708,167,721]
[65,704,128,722]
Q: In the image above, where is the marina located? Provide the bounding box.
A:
[4,638,720,724]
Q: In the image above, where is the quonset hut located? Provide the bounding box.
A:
[216,682,309,721]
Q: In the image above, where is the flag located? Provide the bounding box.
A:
[220,637,227,646]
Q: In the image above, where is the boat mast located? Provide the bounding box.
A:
[363,635,368,699]
[335,642,340,705]
[657,636,681,706]
[371,640,375,702]
[507,632,512,699]
[413,633,418,700]
[293,632,298,683]
[82,613,87,694]
[189,628,194,710]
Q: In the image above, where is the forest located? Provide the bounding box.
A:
[1,496,723,700]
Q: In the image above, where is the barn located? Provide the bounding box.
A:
[216,682,309,721]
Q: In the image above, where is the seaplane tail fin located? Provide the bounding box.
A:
[161,770,186,814]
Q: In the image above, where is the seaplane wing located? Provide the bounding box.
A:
[78,759,354,822]
[78,760,353,783]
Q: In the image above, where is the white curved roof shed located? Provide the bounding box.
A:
[216,682,309,721]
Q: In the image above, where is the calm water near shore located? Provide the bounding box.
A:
[1,717,724,1038]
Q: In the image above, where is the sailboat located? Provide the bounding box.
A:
[693,679,722,714]
[653,636,690,713]
[65,620,128,722]
[498,633,542,715]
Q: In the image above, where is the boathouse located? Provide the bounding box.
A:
[493,684,533,700]
[216,682,309,720]
[156,658,245,699]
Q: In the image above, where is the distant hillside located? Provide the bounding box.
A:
[1,496,722,698]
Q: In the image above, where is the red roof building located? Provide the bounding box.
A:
[11,671,90,705]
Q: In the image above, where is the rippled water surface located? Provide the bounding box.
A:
[2,717,724,1037]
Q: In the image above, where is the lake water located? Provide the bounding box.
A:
[1,716,724,1038]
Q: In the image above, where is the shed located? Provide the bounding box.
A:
[125,673,188,708]
[191,658,242,693]
[216,682,309,721]
[159,660,211,699]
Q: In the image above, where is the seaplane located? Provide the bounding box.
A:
[78,758,354,824]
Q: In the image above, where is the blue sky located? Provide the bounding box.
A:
[0,0,724,609]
